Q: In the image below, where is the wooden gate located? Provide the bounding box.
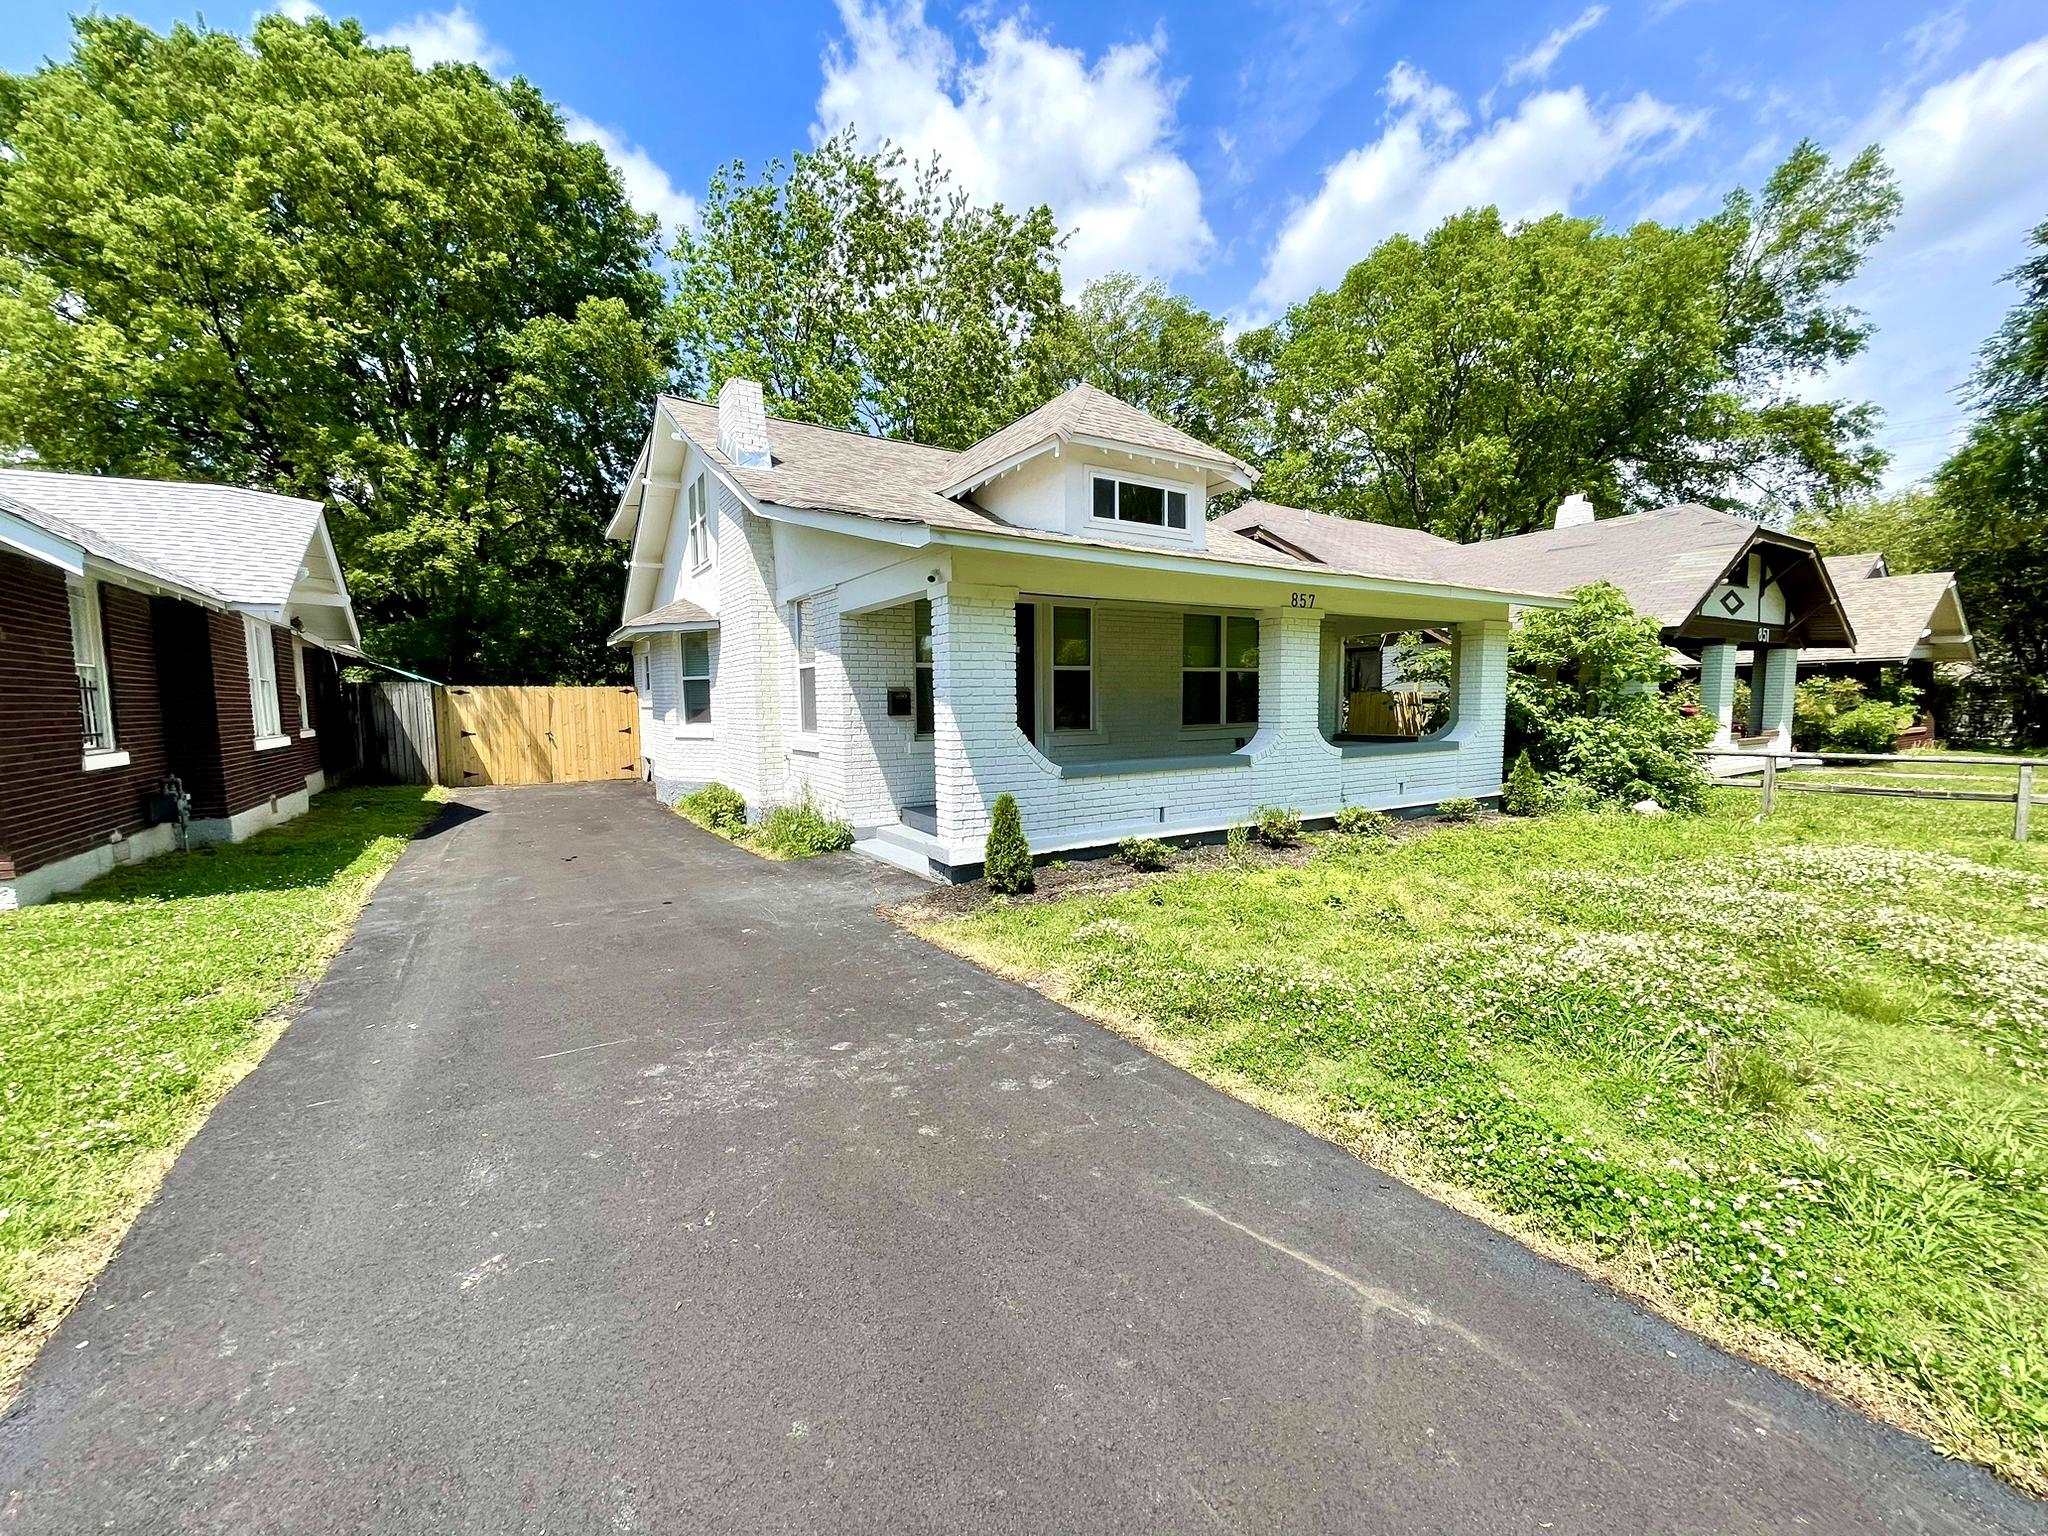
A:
[436,686,640,786]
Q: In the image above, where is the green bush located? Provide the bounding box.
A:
[1116,836,1174,871]
[1507,583,1713,811]
[1332,805,1392,837]
[752,796,854,858]
[1830,700,1914,753]
[677,782,747,834]
[1436,796,1481,822]
[1502,750,1549,816]
[1253,806,1303,846]
[1224,825,1253,862]
[1547,775,1601,813]
[983,792,1034,894]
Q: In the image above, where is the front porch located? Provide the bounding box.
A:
[838,573,1510,879]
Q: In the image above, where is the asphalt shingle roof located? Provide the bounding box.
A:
[938,382,1255,493]
[0,468,325,608]
[1799,561,1967,663]
[0,485,234,606]
[608,596,718,645]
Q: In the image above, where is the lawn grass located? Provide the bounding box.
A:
[0,785,443,1397]
[912,790,2048,1491]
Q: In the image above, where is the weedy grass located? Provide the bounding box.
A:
[0,785,443,1398]
[914,788,2048,1491]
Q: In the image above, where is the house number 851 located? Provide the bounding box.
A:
[1289,591,1317,608]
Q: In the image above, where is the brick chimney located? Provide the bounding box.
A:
[716,377,772,468]
[1553,492,1595,529]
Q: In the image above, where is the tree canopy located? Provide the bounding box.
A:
[668,133,1070,451]
[1243,143,1900,542]
[1063,274,1254,462]
[0,14,671,682]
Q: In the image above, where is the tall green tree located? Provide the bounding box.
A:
[1934,219,2048,743]
[0,14,672,682]
[669,133,1070,450]
[1245,143,1900,542]
[1794,487,1958,574]
[1064,274,1254,460]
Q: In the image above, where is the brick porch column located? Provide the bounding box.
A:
[930,583,1024,847]
[1698,641,1739,743]
[1758,646,1799,746]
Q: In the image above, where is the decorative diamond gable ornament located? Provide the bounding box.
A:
[1720,590,1745,615]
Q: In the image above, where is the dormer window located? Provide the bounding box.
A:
[1091,475,1188,531]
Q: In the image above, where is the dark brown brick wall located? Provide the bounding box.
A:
[206,612,321,820]
[0,552,173,878]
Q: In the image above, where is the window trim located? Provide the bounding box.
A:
[66,576,116,755]
[633,641,651,698]
[677,629,713,736]
[242,614,284,747]
[291,635,316,737]
[685,474,711,573]
[1046,602,1097,737]
[791,601,818,744]
[1180,611,1261,732]
[1089,471,1190,532]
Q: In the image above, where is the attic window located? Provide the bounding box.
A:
[1091,475,1187,531]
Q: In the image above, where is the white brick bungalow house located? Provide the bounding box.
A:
[607,380,1562,879]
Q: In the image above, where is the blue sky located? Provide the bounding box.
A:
[9,0,2047,487]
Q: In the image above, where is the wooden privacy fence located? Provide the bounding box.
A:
[435,685,640,787]
[1703,749,2045,841]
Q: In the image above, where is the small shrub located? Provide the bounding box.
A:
[752,796,853,858]
[1546,775,1600,813]
[1224,824,1253,862]
[1830,700,1914,753]
[983,792,1034,894]
[1116,836,1174,872]
[1333,805,1392,837]
[1253,805,1302,847]
[678,782,747,834]
[1436,796,1480,822]
[1502,751,1548,816]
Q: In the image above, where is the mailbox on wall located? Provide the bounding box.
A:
[886,688,912,718]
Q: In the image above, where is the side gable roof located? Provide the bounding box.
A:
[1799,569,1973,664]
[1210,501,1480,586]
[937,383,1255,497]
[0,468,325,609]
[0,486,235,609]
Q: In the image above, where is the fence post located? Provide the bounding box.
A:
[1760,754,1777,816]
[2019,764,2034,843]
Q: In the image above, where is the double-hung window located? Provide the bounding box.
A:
[1091,475,1188,530]
[67,578,115,754]
[1182,614,1259,728]
[793,603,817,735]
[243,615,284,744]
[912,599,935,737]
[291,636,313,734]
[1050,605,1092,731]
[679,631,712,725]
[634,641,650,696]
[685,475,711,572]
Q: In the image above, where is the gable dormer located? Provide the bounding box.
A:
[937,384,1253,554]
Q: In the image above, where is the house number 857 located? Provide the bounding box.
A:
[1289,591,1317,608]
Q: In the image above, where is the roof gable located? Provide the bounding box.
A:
[937,384,1254,498]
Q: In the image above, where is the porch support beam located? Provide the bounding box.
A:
[1698,641,1739,745]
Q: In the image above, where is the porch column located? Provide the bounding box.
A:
[1698,641,1739,743]
[1758,645,1799,747]
[1457,619,1510,788]
[931,583,1024,848]
[1257,607,1327,746]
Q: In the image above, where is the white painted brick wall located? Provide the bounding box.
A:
[1698,642,1738,742]
[839,602,934,827]
[932,589,1508,857]
[1759,646,1799,744]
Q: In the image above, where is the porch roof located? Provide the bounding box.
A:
[607,596,719,646]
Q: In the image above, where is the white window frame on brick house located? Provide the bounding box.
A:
[677,629,713,735]
[1046,602,1096,738]
[1090,471,1189,532]
[1180,611,1260,731]
[68,576,125,769]
[291,635,315,736]
[633,641,650,696]
[243,614,289,750]
[685,474,711,573]
[792,602,818,742]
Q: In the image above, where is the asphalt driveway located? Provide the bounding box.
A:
[2,783,2041,1534]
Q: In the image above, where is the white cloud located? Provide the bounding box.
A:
[563,113,697,234]
[266,0,326,21]
[1900,4,1966,74]
[370,5,507,70]
[1835,33,2048,483]
[1502,5,1608,89]
[814,0,1212,283]
[1251,66,1701,313]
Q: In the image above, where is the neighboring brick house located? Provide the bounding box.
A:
[608,381,1552,880]
[0,471,363,908]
